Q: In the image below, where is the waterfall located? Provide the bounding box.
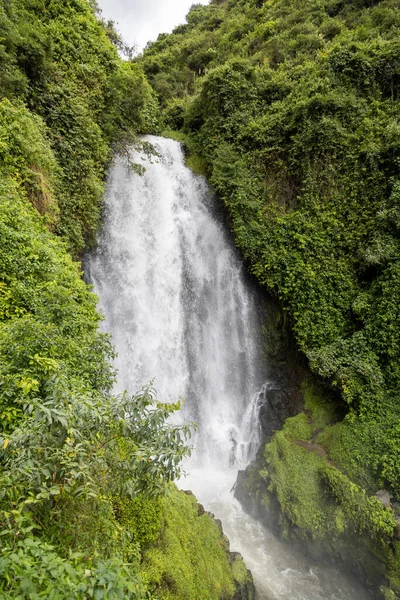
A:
[87,136,371,600]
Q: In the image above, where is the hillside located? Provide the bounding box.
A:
[0,2,254,598]
[140,0,400,596]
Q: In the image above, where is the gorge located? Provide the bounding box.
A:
[87,136,372,600]
[1,0,399,597]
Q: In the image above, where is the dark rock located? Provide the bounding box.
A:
[395,517,400,541]
[229,553,256,600]
[235,450,388,597]
[268,388,285,411]
[232,575,256,600]
[375,490,391,509]
[234,292,388,598]
[259,389,285,443]
[234,468,262,520]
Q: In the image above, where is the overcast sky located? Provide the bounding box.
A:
[95,0,209,52]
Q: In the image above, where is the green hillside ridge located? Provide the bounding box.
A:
[140,0,400,595]
[0,1,253,598]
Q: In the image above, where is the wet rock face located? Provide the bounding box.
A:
[233,295,393,598]
[258,387,286,442]
[234,296,308,529]
[258,294,305,416]
[235,459,282,538]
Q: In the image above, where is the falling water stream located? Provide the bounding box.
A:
[87,136,371,600]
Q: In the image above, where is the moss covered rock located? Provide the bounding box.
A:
[141,485,255,600]
[235,382,400,599]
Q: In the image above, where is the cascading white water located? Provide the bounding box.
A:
[87,136,371,600]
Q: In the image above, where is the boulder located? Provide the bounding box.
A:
[375,490,391,509]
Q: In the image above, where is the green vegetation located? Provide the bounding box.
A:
[239,385,400,595]
[141,485,253,600]
[1,0,157,256]
[141,0,400,593]
[264,412,396,547]
[0,157,114,430]
[0,382,192,599]
[0,1,250,598]
[2,0,400,594]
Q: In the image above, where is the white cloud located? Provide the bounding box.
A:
[96,0,209,52]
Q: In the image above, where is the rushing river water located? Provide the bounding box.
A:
[86,136,371,600]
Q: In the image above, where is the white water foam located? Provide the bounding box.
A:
[87,136,371,600]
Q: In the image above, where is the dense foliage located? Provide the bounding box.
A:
[0,0,157,256]
[3,0,400,595]
[0,382,192,599]
[141,0,400,498]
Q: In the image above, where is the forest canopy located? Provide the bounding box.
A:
[0,0,158,256]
